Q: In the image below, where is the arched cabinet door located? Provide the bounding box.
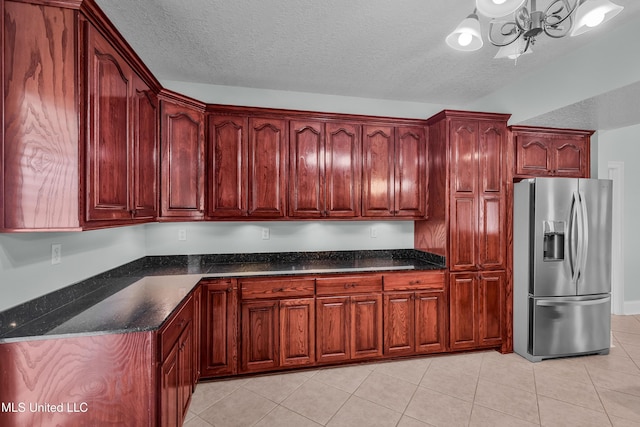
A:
[159,99,205,219]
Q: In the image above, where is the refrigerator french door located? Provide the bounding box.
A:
[514,177,612,362]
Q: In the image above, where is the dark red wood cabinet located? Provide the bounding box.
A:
[239,277,316,373]
[207,114,288,218]
[85,24,158,224]
[422,111,510,354]
[449,271,505,350]
[315,274,383,363]
[362,125,426,218]
[383,271,447,356]
[289,120,361,218]
[511,126,592,178]
[159,95,206,219]
[200,279,238,378]
[448,117,508,272]
[159,294,196,427]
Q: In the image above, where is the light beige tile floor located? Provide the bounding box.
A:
[184,315,640,427]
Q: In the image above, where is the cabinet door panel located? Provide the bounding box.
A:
[248,118,287,217]
[160,344,180,427]
[450,120,478,194]
[351,294,383,359]
[478,195,505,269]
[280,298,315,367]
[515,137,551,176]
[160,102,205,218]
[132,77,157,219]
[178,325,194,419]
[479,272,504,347]
[208,115,247,217]
[450,273,477,350]
[479,123,504,194]
[241,300,279,372]
[553,140,586,177]
[384,293,414,355]
[201,280,237,377]
[325,122,361,217]
[86,27,132,221]
[395,126,426,217]
[289,120,325,217]
[362,125,394,216]
[316,297,350,363]
[450,196,477,271]
[415,290,447,353]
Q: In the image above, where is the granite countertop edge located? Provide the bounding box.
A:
[0,249,445,343]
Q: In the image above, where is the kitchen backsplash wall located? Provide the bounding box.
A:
[0,226,147,312]
[144,221,413,255]
[0,221,413,312]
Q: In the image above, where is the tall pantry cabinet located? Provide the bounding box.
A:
[417,110,511,353]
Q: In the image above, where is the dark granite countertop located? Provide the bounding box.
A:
[0,249,445,343]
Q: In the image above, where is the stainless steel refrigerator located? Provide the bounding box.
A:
[513,177,612,362]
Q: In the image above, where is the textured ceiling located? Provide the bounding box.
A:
[95,0,640,128]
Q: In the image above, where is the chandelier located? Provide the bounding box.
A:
[446,0,624,59]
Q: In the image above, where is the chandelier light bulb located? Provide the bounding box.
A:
[458,32,473,46]
[584,8,606,27]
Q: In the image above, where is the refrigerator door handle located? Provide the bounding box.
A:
[536,296,611,307]
[578,190,589,283]
[568,191,579,283]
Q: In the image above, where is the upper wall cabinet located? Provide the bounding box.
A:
[207,114,288,218]
[449,117,508,271]
[511,126,592,179]
[362,125,426,218]
[2,2,160,231]
[159,94,206,220]
[85,24,158,224]
[3,2,80,231]
[289,120,361,218]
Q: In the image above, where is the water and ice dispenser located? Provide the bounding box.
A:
[543,220,565,261]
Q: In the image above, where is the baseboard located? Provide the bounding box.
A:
[623,300,640,315]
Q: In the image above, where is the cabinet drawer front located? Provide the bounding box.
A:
[316,274,382,296]
[159,295,194,359]
[383,271,445,291]
[240,277,315,299]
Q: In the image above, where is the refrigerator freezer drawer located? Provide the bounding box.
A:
[530,295,611,357]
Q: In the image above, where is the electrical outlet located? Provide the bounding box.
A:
[178,228,187,241]
[51,244,62,265]
[261,227,270,240]
[370,226,378,238]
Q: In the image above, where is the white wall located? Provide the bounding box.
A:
[162,80,450,120]
[597,124,640,312]
[466,19,640,125]
[0,220,413,312]
[0,226,147,312]
[145,221,413,255]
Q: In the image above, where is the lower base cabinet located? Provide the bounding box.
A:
[239,277,316,373]
[159,294,196,427]
[200,279,238,377]
[449,271,505,351]
[383,271,448,356]
[384,290,447,355]
[315,274,384,363]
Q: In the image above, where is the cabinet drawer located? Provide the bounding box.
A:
[240,277,315,299]
[316,274,382,296]
[383,271,445,291]
[159,295,194,359]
